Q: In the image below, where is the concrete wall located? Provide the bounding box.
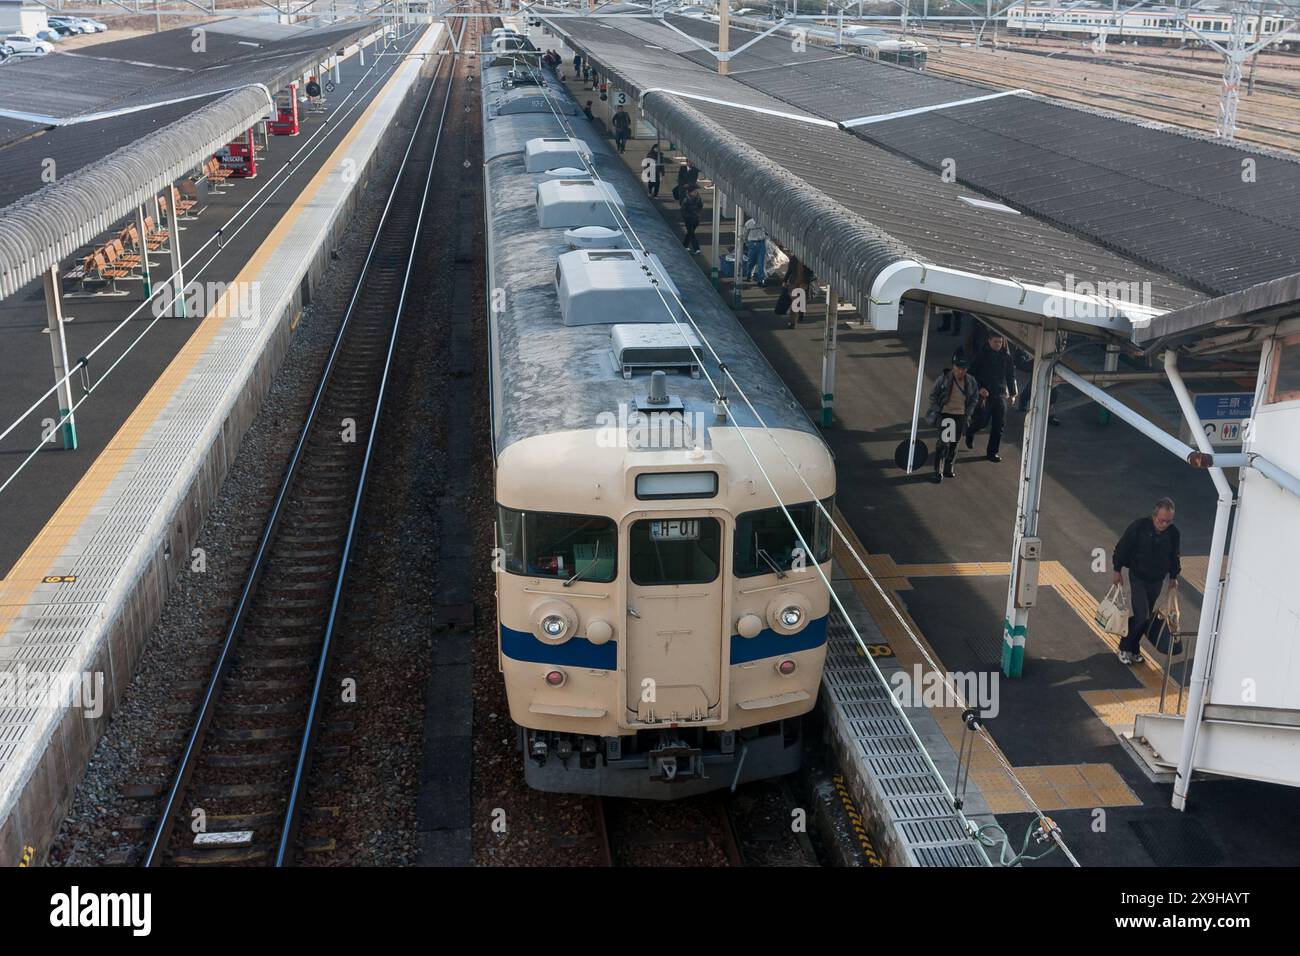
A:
[0,31,441,867]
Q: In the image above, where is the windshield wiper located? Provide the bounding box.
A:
[756,547,787,579]
[564,540,602,588]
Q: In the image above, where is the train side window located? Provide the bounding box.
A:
[1267,333,1300,405]
[630,518,720,585]
[497,506,617,581]
[733,498,834,577]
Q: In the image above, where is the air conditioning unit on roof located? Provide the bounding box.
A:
[525,136,593,172]
[610,323,703,378]
[536,179,624,228]
[554,249,683,326]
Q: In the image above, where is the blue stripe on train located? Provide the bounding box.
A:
[500,616,828,669]
[729,615,828,664]
[501,624,618,669]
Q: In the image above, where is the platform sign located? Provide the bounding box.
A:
[1192,392,1253,448]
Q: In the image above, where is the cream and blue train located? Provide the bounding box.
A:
[480,35,837,798]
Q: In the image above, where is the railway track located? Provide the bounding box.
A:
[595,795,745,867]
[127,18,475,867]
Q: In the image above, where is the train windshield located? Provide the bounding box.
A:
[630,517,721,585]
[733,498,834,577]
[497,507,617,582]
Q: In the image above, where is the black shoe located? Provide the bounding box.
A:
[964,431,974,450]
[932,472,943,484]
[943,468,956,479]
[987,453,1002,463]
[1049,415,1062,427]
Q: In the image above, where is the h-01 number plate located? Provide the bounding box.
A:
[649,519,700,541]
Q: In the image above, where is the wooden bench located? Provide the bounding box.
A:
[62,253,96,295]
[143,215,169,249]
[171,184,199,219]
[92,249,131,295]
[203,157,233,194]
[108,237,141,274]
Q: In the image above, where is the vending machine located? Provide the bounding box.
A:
[219,129,258,178]
[268,82,300,136]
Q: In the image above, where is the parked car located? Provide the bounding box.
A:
[47,17,86,35]
[35,29,64,44]
[74,17,108,32]
[3,34,54,54]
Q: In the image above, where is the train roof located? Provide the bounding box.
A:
[479,59,818,456]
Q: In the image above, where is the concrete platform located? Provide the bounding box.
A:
[581,103,1300,865]
[0,24,445,866]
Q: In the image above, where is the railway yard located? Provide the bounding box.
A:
[0,4,1297,922]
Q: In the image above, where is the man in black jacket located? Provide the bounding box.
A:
[965,332,1018,462]
[1112,498,1181,664]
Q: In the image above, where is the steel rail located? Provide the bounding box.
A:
[142,18,465,867]
[275,13,473,867]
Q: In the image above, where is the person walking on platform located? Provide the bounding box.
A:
[680,184,703,254]
[583,100,595,121]
[1112,498,1181,665]
[644,144,665,197]
[572,52,582,76]
[965,332,1017,462]
[784,257,812,329]
[612,105,632,153]
[926,356,980,483]
[741,216,768,285]
[674,160,699,200]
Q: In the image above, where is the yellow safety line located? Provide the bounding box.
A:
[832,773,884,866]
[829,512,1142,811]
[0,56,416,629]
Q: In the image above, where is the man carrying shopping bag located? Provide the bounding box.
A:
[1111,498,1181,665]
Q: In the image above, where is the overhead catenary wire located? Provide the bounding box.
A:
[514,30,1078,866]
[0,28,428,499]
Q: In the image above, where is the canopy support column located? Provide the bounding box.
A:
[166,192,186,318]
[137,205,153,299]
[1001,323,1053,678]
[42,265,77,451]
[732,204,743,307]
[710,177,721,289]
[820,286,839,427]
[906,297,933,473]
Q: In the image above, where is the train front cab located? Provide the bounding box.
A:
[494,429,835,799]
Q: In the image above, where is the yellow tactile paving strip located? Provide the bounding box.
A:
[832,510,1143,812]
[0,51,417,633]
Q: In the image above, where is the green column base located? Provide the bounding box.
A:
[1098,408,1111,426]
[58,409,77,451]
[821,395,833,427]
[1001,619,1025,678]
[710,266,719,290]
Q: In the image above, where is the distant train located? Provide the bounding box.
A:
[1007,2,1299,49]
[480,33,837,798]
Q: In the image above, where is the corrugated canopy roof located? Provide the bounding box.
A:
[549,13,1205,327]
[0,17,379,299]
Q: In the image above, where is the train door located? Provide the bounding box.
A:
[623,514,725,725]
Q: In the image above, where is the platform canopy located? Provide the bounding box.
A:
[546,11,1300,344]
[0,17,380,300]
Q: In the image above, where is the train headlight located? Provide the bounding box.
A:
[587,619,614,645]
[766,593,811,636]
[531,599,577,644]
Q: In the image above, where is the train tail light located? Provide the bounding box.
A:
[776,659,797,676]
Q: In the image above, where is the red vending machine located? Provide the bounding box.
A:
[219,129,258,178]
[268,82,300,136]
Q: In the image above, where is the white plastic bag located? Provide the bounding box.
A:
[1095,583,1129,635]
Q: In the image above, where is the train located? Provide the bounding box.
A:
[479,28,838,799]
[1006,2,1299,48]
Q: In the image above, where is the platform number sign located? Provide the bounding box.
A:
[613,90,628,108]
[325,80,336,94]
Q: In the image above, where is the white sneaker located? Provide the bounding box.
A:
[1118,651,1134,664]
